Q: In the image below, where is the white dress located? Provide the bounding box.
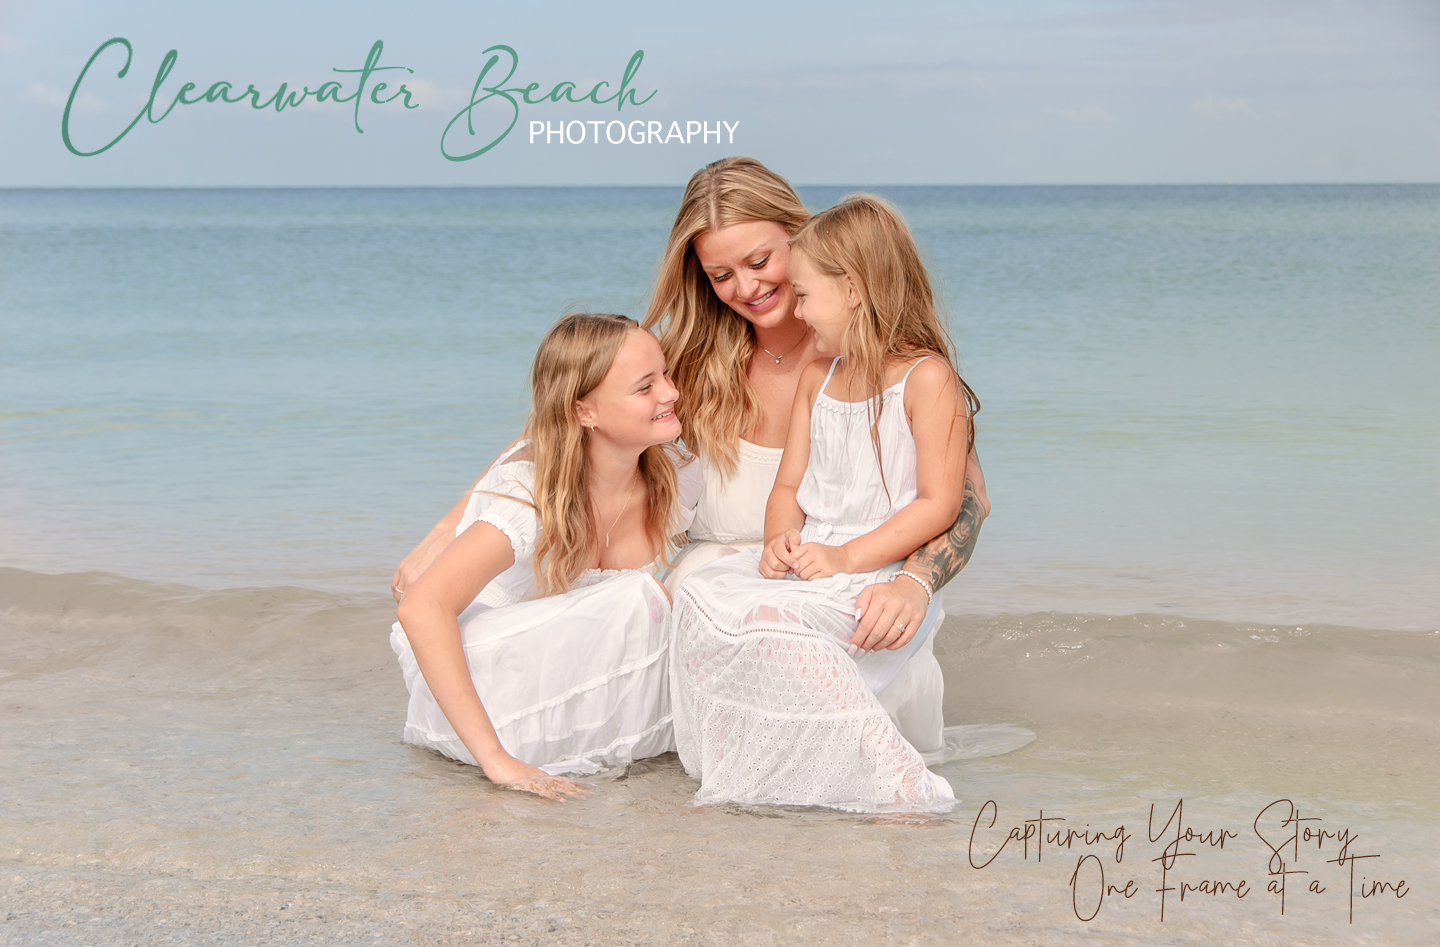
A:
[662,438,777,593]
[390,445,701,775]
[669,358,957,812]
[668,438,949,753]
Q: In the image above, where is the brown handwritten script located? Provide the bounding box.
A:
[965,798,1409,924]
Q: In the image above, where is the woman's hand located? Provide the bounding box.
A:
[789,542,852,581]
[851,576,928,652]
[760,528,803,578]
[482,754,591,802]
[392,526,455,602]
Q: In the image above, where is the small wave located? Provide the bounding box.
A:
[0,568,397,683]
[0,566,386,625]
[3,569,1434,720]
[923,724,1037,765]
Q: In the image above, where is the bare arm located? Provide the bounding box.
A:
[391,434,523,601]
[759,360,822,579]
[789,358,968,579]
[395,521,585,800]
[851,393,990,651]
[901,447,989,593]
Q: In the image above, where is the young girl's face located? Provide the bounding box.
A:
[789,249,858,356]
[577,329,682,449]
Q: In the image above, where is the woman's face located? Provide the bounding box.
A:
[691,220,797,330]
[577,329,682,449]
[789,250,858,357]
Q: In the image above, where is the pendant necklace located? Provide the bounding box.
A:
[603,473,640,549]
[759,332,806,364]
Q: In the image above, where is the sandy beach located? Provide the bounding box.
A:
[3,567,1435,945]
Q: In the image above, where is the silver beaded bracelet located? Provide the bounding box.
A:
[891,569,934,606]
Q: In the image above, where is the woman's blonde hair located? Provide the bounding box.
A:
[523,313,685,596]
[642,157,810,475]
[789,194,980,482]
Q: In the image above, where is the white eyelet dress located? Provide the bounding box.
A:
[669,358,956,813]
[390,443,702,776]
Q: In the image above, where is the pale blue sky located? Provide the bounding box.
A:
[1,0,1437,185]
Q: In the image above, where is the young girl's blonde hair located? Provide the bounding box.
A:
[789,194,980,476]
[642,157,811,475]
[524,313,685,596]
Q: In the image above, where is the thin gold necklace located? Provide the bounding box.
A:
[603,473,640,549]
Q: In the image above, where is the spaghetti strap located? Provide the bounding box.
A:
[819,356,842,396]
[899,355,932,387]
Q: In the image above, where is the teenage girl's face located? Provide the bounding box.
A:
[789,249,858,357]
[577,329,682,449]
[691,220,797,330]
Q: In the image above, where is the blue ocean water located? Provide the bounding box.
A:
[1,185,1436,628]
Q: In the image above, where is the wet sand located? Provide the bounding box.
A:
[2,568,1436,944]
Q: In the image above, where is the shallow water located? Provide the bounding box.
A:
[3,568,1435,944]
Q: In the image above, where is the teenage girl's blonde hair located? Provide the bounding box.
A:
[789,194,980,477]
[642,157,810,475]
[523,313,685,596]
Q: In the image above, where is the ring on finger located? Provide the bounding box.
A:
[894,621,906,631]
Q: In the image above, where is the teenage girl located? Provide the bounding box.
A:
[393,313,698,800]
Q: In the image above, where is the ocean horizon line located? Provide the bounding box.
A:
[3,181,1438,192]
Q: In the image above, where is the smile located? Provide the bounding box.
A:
[651,408,675,421]
[744,288,777,310]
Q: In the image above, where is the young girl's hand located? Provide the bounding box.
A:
[789,542,853,581]
[760,529,803,578]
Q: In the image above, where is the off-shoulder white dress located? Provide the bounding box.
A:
[668,358,955,812]
[390,445,701,775]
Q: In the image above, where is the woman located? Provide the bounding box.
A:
[671,194,972,811]
[393,157,989,753]
[392,313,698,800]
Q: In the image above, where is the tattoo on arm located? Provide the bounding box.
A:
[903,475,986,592]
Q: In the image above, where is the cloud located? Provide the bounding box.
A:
[1065,105,1116,123]
[22,82,105,113]
[1193,96,1254,118]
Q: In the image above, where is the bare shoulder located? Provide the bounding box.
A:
[903,354,959,391]
[798,355,835,382]
[901,355,962,411]
[795,356,836,400]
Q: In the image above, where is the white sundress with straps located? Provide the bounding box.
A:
[668,356,956,813]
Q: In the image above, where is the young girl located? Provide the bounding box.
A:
[392,313,699,800]
[669,195,977,812]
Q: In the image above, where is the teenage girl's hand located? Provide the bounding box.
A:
[482,754,590,802]
[789,542,853,581]
[853,578,927,652]
[760,529,803,578]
